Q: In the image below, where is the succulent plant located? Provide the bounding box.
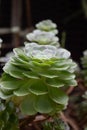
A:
[0,42,77,116]
[0,38,2,43]
[26,30,60,47]
[43,118,70,130]
[81,50,87,85]
[35,19,58,34]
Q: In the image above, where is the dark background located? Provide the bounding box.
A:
[0,0,87,65]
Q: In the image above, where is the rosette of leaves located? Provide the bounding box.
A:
[0,43,77,116]
[81,50,87,85]
[26,30,60,47]
[35,19,58,35]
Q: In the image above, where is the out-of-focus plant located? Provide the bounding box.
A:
[0,42,77,116]
[26,20,60,47]
[0,38,2,43]
[43,117,70,130]
[26,30,60,47]
[0,100,19,130]
[0,38,2,55]
[35,19,58,35]
[82,0,87,18]
[81,50,87,85]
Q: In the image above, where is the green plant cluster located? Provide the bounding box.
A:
[43,118,70,130]
[0,44,77,116]
[0,100,19,130]
[26,19,60,47]
[0,20,77,117]
[81,50,87,85]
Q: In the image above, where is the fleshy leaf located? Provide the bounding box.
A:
[20,94,37,115]
[0,89,13,99]
[29,80,48,95]
[48,87,69,106]
[3,62,26,79]
[0,73,32,90]
[38,69,58,78]
[65,79,77,86]
[23,71,39,79]
[0,74,21,90]
[46,78,64,88]
[34,94,54,113]
[13,82,30,96]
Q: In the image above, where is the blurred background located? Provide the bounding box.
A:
[0,0,87,65]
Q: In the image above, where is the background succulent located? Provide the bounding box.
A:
[0,43,77,116]
[81,50,87,85]
[35,19,58,35]
[0,38,2,43]
[26,30,60,47]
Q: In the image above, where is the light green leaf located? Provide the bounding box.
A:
[53,59,72,66]
[38,69,58,78]
[20,94,37,115]
[49,65,69,71]
[0,73,32,90]
[34,94,54,113]
[13,48,29,61]
[0,74,21,90]
[65,79,77,86]
[29,80,48,95]
[48,87,69,106]
[46,78,64,88]
[3,62,26,79]
[14,83,30,96]
[32,61,51,67]
[0,89,13,99]
[11,57,31,69]
[23,71,39,79]
[56,71,75,80]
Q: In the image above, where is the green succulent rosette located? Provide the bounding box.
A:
[0,43,77,115]
[35,19,58,35]
[81,50,87,85]
[26,30,60,47]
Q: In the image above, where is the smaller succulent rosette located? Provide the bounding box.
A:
[81,50,87,85]
[26,30,60,47]
[0,43,77,115]
[35,19,58,35]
